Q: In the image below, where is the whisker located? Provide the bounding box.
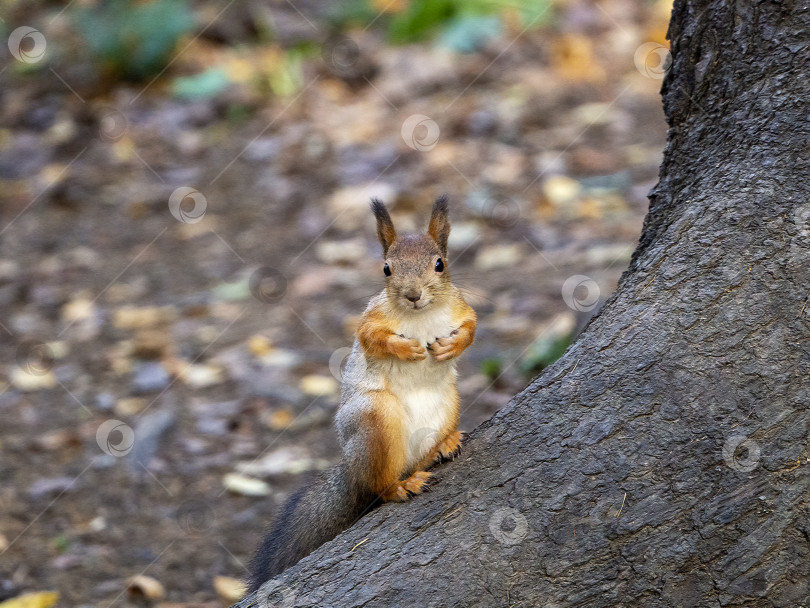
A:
[341,291,381,306]
[456,288,495,305]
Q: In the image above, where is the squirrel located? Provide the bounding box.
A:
[247,195,476,592]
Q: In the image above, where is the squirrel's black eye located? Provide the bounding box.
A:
[383,263,391,277]
[435,258,444,272]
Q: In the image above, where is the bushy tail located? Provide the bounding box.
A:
[247,464,375,593]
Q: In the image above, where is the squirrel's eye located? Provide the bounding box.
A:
[435,258,444,272]
[383,263,391,277]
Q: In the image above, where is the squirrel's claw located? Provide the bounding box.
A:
[428,335,462,361]
[437,430,463,462]
[382,471,433,501]
[389,335,427,361]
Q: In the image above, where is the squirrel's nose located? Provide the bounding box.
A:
[404,290,422,303]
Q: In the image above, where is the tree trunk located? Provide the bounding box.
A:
[236,1,810,606]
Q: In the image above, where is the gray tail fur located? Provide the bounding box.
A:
[247,464,376,593]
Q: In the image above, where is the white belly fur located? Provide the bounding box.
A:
[388,306,457,469]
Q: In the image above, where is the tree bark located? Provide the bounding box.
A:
[236,1,810,606]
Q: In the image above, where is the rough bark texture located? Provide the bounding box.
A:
[236,1,810,606]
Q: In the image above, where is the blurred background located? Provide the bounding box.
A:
[0,0,670,605]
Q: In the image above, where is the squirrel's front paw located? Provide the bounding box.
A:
[388,335,427,361]
[428,334,461,362]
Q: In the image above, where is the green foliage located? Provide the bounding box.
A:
[172,67,230,100]
[387,0,458,43]
[73,0,194,80]
[212,278,251,302]
[480,357,502,379]
[51,534,71,554]
[324,0,381,28]
[267,48,305,97]
[438,14,501,53]
[327,0,552,47]
[512,0,556,27]
[390,0,552,45]
[519,332,572,377]
[225,103,253,124]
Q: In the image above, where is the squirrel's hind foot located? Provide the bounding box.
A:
[381,471,433,502]
[436,430,463,462]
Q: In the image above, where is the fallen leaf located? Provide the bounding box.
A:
[0,591,59,608]
[542,175,582,207]
[113,306,177,330]
[132,328,173,359]
[179,363,226,389]
[61,294,95,322]
[247,335,272,357]
[127,575,166,600]
[213,576,246,604]
[115,397,148,416]
[315,238,367,265]
[474,244,525,271]
[10,368,57,392]
[299,375,338,398]
[236,447,330,476]
[266,409,294,431]
[222,473,270,497]
[551,34,606,83]
[31,428,81,451]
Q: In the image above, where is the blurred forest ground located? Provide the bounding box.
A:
[0,0,670,605]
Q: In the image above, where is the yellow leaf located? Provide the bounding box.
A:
[299,374,339,397]
[551,34,606,83]
[247,335,273,357]
[112,136,135,162]
[224,56,255,84]
[0,591,59,608]
[371,0,407,12]
[39,164,69,187]
[267,408,294,431]
[213,576,246,603]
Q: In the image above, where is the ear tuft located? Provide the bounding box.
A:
[428,195,450,257]
[371,198,397,257]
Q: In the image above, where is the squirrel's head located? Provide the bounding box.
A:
[371,196,452,313]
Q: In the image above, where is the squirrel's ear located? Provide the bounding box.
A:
[371,198,397,257]
[428,195,450,257]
